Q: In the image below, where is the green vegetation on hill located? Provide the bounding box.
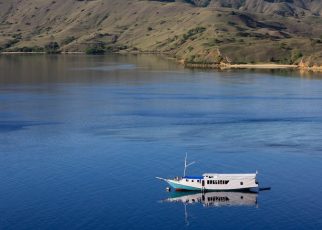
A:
[44,42,60,54]
[0,0,321,65]
[85,43,106,55]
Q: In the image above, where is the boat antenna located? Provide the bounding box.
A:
[184,153,195,177]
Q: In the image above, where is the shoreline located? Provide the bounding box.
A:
[0,51,84,54]
[183,62,298,70]
[182,61,322,72]
[1,51,321,72]
[222,64,298,69]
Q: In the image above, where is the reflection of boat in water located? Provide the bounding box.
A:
[163,191,258,207]
[161,191,258,225]
[157,154,259,191]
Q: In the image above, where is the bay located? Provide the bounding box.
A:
[1,54,322,229]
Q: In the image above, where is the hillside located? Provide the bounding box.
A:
[0,0,322,65]
[170,0,322,16]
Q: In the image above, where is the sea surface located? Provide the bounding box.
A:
[1,54,322,230]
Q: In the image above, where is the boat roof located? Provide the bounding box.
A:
[203,173,256,177]
[182,174,256,180]
[183,176,204,180]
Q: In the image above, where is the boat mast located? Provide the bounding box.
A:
[183,153,195,177]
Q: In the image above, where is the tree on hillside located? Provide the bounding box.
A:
[44,42,60,54]
[85,43,106,55]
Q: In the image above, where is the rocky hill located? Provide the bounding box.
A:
[153,0,322,16]
[0,0,322,65]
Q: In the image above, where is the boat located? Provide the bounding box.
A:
[156,154,259,191]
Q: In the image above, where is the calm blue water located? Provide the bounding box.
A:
[1,55,322,229]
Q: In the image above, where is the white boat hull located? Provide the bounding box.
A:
[162,173,258,191]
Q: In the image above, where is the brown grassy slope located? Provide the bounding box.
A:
[0,0,322,65]
[207,0,322,16]
[151,0,322,16]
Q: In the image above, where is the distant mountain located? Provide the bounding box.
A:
[154,0,322,16]
[1,0,322,65]
[212,0,322,16]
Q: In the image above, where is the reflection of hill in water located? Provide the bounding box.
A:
[164,191,258,207]
[1,54,321,85]
[0,54,180,84]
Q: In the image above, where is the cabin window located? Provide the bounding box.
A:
[192,180,194,182]
[197,180,200,183]
[225,180,229,184]
[240,182,243,185]
[207,180,209,184]
[214,180,217,184]
[186,179,189,182]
